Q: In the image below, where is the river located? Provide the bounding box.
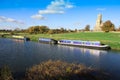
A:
[0,38,120,79]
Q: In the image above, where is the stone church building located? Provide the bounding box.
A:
[93,14,103,31]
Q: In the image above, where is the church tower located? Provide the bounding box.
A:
[93,14,103,31]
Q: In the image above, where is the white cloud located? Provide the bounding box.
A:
[65,5,74,8]
[96,8,106,11]
[0,16,7,22]
[31,14,45,20]
[39,0,74,14]
[31,0,74,20]
[0,16,24,24]
[39,10,64,14]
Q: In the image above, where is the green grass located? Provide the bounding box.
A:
[25,32,120,51]
[1,32,120,51]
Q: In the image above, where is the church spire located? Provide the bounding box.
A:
[93,14,103,31]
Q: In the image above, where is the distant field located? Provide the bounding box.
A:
[1,32,120,51]
[24,32,120,51]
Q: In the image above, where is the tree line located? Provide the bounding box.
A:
[26,26,75,34]
[84,20,120,32]
[0,20,120,34]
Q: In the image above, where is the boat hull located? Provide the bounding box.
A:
[12,35,30,41]
[59,43,111,50]
[58,40,111,50]
[39,38,58,44]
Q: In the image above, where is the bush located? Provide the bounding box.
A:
[105,31,109,33]
[25,60,110,80]
[10,32,15,35]
[0,66,13,80]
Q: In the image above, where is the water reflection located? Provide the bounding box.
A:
[58,45,107,57]
[0,38,120,79]
[57,45,120,79]
[12,39,25,43]
[83,48,107,56]
[57,45,107,68]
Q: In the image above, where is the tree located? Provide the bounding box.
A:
[116,26,120,31]
[60,28,65,33]
[27,26,35,34]
[38,26,49,33]
[101,20,115,32]
[47,29,54,34]
[118,27,120,31]
[27,26,49,34]
[75,29,77,32]
[84,25,90,31]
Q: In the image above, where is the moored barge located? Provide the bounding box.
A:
[39,38,58,44]
[58,40,111,50]
[12,35,30,41]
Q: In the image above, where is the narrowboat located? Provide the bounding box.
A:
[39,38,58,44]
[58,40,111,50]
[12,35,30,41]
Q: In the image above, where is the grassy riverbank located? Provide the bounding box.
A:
[25,32,120,51]
[1,32,120,51]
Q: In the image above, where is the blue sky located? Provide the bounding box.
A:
[0,0,120,30]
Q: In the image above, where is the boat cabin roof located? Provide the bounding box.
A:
[60,40,101,43]
[39,38,54,41]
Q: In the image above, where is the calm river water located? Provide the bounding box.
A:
[0,38,120,79]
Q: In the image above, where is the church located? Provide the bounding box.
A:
[93,14,103,31]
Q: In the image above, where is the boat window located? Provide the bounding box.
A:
[66,41,71,43]
[95,43,100,46]
[73,41,81,44]
[40,38,51,41]
[60,40,63,42]
[86,42,90,45]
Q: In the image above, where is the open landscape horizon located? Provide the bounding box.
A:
[1,0,120,80]
[0,0,120,30]
[19,32,120,51]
